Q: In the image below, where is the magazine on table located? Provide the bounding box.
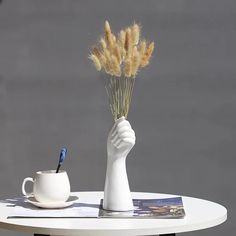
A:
[8,197,185,219]
[99,197,185,218]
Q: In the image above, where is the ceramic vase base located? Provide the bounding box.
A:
[102,200,134,212]
[102,206,134,212]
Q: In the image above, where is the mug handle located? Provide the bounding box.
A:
[22,177,34,197]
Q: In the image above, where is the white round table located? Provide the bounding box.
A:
[0,192,227,236]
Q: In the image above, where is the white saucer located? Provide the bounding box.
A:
[26,196,79,209]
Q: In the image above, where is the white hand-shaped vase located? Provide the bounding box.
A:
[103,116,136,211]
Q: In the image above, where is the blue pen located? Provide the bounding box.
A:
[56,148,67,173]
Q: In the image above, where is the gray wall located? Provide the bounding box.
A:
[0,0,234,235]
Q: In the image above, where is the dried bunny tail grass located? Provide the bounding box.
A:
[121,47,127,60]
[118,31,126,61]
[105,20,111,33]
[100,38,107,50]
[117,45,126,61]
[105,20,114,49]
[89,54,102,71]
[118,30,126,59]
[104,61,111,74]
[90,21,156,121]
[140,41,155,67]
[113,35,116,43]
[125,28,132,58]
[92,47,102,60]
[99,54,107,67]
[92,47,107,68]
[113,45,122,64]
[118,30,126,48]
[148,41,155,55]
[90,21,154,77]
[103,48,113,74]
[139,40,146,58]
[131,23,140,45]
[111,55,121,77]
[124,57,132,77]
[104,48,111,61]
[131,46,140,76]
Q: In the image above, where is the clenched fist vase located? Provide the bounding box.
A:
[103,117,136,211]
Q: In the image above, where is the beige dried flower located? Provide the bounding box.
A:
[92,47,107,69]
[104,48,111,61]
[104,61,111,74]
[113,35,116,43]
[131,23,140,45]
[99,54,107,67]
[111,55,121,77]
[118,30,126,48]
[139,40,147,58]
[103,48,112,73]
[125,28,132,58]
[114,45,122,64]
[131,46,140,76]
[89,21,155,121]
[124,57,132,77]
[92,47,102,60]
[105,20,113,49]
[100,38,107,51]
[90,21,155,77]
[90,54,101,71]
[140,41,155,67]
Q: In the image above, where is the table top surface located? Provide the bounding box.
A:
[0,191,227,236]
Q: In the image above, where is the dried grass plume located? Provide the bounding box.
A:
[89,21,155,78]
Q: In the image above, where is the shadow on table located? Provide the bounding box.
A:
[0,197,100,210]
[0,197,30,208]
[74,202,100,209]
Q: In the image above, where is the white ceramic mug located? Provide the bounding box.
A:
[22,170,70,203]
